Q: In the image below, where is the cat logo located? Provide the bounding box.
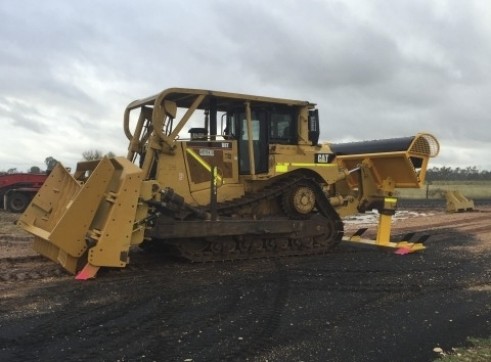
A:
[315,153,331,164]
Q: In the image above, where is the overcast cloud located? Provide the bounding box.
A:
[1,0,490,171]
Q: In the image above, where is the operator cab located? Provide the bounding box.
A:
[125,88,319,179]
[226,107,298,175]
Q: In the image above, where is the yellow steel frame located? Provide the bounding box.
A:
[19,157,149,279]
[342,196,426,254]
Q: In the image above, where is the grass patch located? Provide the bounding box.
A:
[396,181,491,199]
[435,338,491,361]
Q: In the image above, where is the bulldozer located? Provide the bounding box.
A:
[18,88,440,279]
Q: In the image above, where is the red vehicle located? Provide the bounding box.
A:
[0,173,48,213]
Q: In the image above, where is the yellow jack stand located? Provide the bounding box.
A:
[343,210,428,255]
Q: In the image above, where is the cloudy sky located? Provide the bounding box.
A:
[1,0,490,172]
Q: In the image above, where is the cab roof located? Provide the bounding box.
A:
[126,87,315,112]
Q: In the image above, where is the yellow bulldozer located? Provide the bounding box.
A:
[18,88,439,279]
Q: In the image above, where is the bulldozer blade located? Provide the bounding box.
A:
[18,157,145,275]
[19,162,85,273]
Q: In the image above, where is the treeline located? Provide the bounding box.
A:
[1,150,115,174]
[426,166,491,181]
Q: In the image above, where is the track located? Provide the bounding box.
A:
[150,174,344,262]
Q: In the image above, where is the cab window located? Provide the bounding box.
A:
[269,111,295,144]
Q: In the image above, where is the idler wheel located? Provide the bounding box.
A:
[282,181,317,219]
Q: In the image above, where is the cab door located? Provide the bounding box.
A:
[228,110,268,175]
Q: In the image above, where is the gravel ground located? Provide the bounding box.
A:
[1,203,490,362]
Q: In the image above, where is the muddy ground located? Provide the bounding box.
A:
[1,202,491,362]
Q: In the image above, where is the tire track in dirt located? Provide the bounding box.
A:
[1,207,491,362]
[0,256,67,283]
[216,260,290,361]
[0,258,290,361]
[0,268,200,361]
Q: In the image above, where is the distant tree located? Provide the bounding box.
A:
[82,149,103,161]
[7,167,17,173]
[44,156,58,171]
[426,166,491,181]
[82,150,115,161]
[29,166,41,173]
